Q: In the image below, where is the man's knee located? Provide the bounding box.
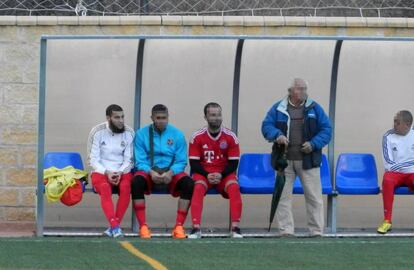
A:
[382,174,395,188]
[226,183,242,206]
[131,175,147,200]
[96,182,112,197]
[119,178,131,194]
[178,176,194,200]
[225,180,240,194]
[194,181,207,194]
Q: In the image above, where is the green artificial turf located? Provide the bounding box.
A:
[0,237,413,270]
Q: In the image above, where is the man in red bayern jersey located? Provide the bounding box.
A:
[188,102,243,238]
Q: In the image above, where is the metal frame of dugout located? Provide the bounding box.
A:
[37,35,414,237]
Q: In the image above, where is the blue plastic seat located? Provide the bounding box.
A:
[335,153,379,195]
[293,154,333,194]
[44,152,86,192]
[44,152,84,170]
[238,153,275,194]
[395,186,414,195]
[238,153,332,194]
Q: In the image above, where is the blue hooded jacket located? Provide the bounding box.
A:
[261,97,332,169]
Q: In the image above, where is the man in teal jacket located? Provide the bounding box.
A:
[132,104,194,239]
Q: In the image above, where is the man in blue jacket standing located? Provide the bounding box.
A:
[132,104,194,239]
[261,78,332,237]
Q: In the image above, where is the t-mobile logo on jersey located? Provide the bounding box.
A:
[204,150,215,163]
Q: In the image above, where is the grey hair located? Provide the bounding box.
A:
[288,78,308,90]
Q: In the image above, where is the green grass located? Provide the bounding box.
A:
[0,237,413,270]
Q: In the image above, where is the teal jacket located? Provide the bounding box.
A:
[134,124,187,175]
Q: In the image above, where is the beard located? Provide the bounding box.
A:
[208,120,222,130]
[109,120,125,133]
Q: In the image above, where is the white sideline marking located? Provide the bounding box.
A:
[1,239,414,245]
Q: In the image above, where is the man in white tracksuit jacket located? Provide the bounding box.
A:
[377,110,414,234]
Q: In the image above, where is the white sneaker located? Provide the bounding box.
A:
[188,228,202,239]
[103,227,112,237]
[230,227,243,238]
[112,227,124,238]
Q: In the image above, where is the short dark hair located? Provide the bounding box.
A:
[398,110,413,126]
[204,102,221,116]
[151,104,168,114]
[106,104,123,116]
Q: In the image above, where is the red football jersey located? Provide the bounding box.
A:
[189,127,240,173]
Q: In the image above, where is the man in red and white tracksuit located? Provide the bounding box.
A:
[87,104,134,238]
[188,102,243,239]
[377,110,414,234]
